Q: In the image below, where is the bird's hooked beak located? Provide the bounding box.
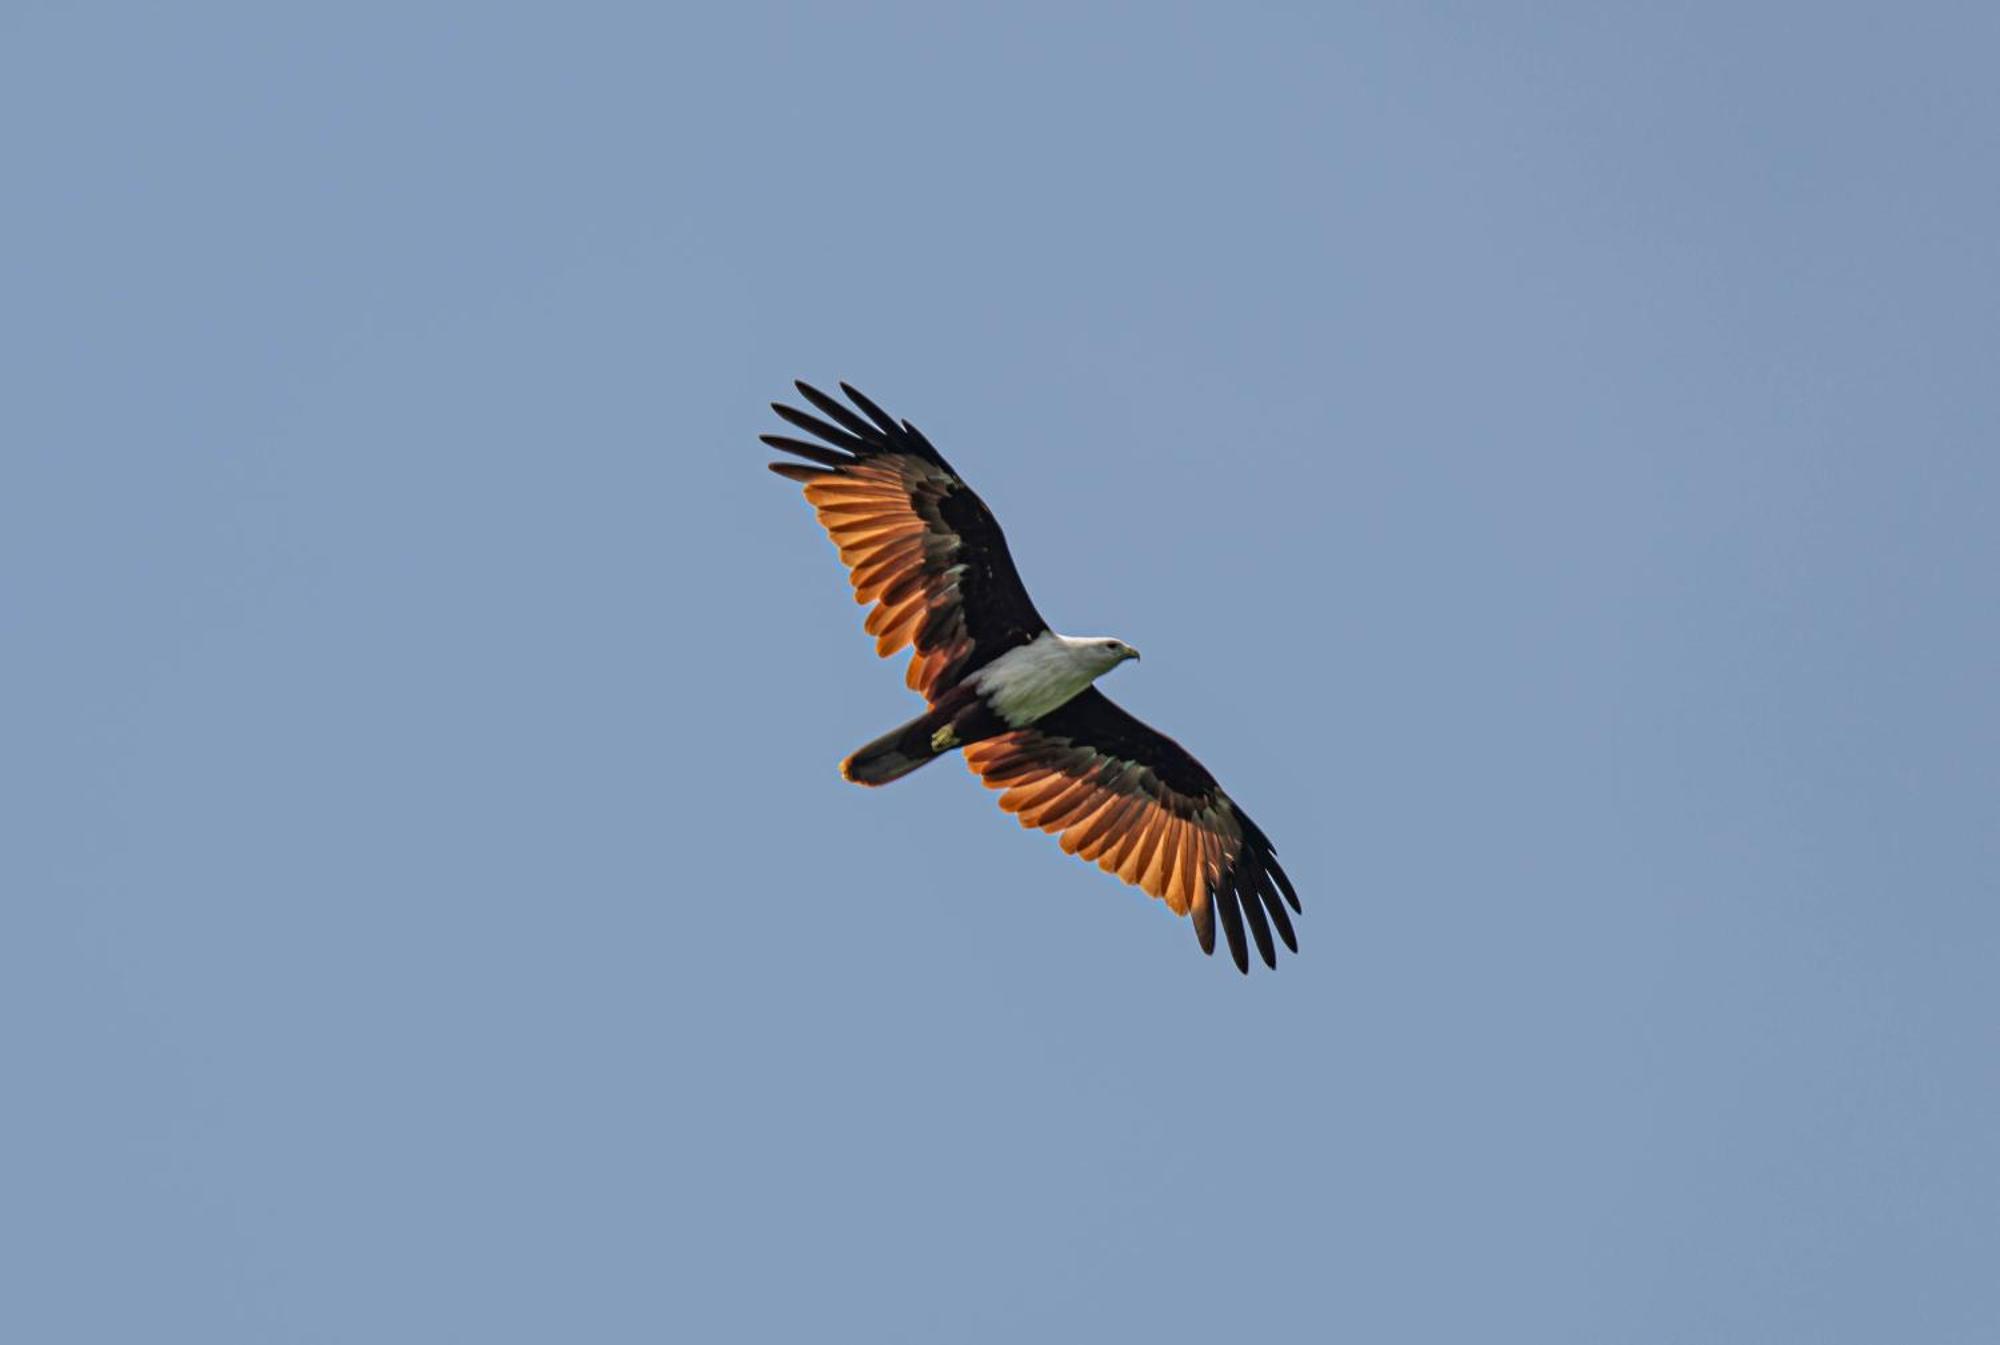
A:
[1126,645,1142,663]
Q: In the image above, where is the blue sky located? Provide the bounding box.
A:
[5,3,1996,1341]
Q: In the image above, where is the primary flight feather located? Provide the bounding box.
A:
[760,381,1300,973]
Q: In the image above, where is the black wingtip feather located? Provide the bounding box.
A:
[759,433,853,468]
[1237,810,1301,915]
[839,382,903,438]
[1235,871,1278,969]
[795,381,883,443]
[1269,857,1301,914]
[1253,867,1298,954]
[767,462,825,482]
[771,403,871,454]
[1213,879,1250,974]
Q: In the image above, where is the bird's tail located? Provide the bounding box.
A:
[841,703,966,787]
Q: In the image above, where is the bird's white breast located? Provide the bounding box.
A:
[970,633,1105,727]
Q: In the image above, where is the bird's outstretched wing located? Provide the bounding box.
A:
[963,688,1300,972]
[763,382,1048,702]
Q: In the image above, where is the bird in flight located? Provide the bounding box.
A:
[759,382,1300,972]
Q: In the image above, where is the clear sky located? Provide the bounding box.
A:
[5,3,1996,1341]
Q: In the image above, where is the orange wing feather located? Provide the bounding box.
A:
[964,731,1286,957]
[763,382,1047,704]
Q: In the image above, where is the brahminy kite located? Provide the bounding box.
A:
[759,382,1300,972]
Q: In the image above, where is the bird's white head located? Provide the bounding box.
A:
[1069,635,1142,677]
